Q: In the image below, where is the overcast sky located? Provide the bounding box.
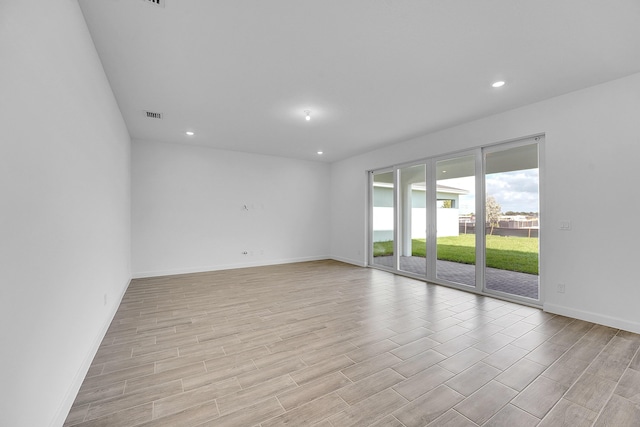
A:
[442,168,539,214]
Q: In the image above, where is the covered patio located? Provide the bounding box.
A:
[373,256,539,300]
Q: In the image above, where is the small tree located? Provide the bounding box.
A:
[486,196,502,235]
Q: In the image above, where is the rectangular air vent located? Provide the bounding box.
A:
[145,111,163,120]
[142,0,165,8]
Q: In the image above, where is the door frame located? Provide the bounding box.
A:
[367,135,544,307]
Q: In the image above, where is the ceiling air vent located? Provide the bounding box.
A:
[145,111,163,120]
[142,0,165,8]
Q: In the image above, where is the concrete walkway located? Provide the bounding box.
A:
[372,256,539,300]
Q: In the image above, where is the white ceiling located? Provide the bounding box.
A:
[78,0,640,162]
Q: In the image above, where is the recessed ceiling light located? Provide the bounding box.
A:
[304,110,311,121]
[186,131,195,136]
[317,151,323,155]
[492,81,505,88]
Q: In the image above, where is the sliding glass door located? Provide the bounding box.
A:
[483,142,540,300]
[435,154,476,287]
[371,170,395,269]
[369,137,542,305]
[398,164,427,275]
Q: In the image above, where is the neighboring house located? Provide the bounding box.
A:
[372,183,469,242]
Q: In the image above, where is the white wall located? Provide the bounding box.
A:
[132,140,330,277]
[0,2,131,426]
[437,209,460,237]
[330,72,640,333]
[372,208,458,241]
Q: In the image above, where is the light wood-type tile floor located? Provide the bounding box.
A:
[65,260,640,426]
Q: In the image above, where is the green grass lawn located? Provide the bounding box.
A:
[373,234,538,275]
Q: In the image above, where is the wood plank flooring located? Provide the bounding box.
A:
[64,260,640,426]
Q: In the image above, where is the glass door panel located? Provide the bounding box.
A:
[484,142,539,300]
[435,155,476,286]
[369,137,542,306]
[398,164,427,276]
[371,171,395,269]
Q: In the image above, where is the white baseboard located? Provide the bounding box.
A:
[51,278,131,427]
[544,302,640,334]
[330,255,366,267]
[131,255,331,279]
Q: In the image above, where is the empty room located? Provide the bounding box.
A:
[3,1,640,426]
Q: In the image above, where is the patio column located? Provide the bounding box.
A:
[401,182,413,257]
